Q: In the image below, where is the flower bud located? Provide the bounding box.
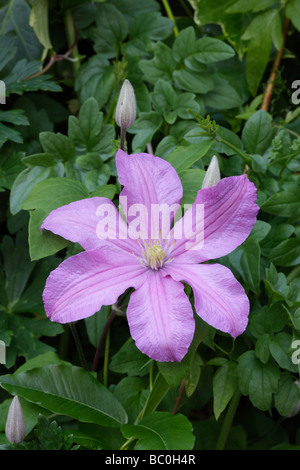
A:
[201,155,221,189]
[115,79,136,129]
[5,396,26,444]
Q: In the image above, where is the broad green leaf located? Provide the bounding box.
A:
[166,140,213,173]
[241,110,274,154]
[139,42,176,85]
[121,412,195,450]
[179,168,206,205]
[173,69,213,94]
[237,351,280,411]
[255,333,271,364]
[0,0,42,61]
[0,364,128,427]
[172,27,235,65]
[68,97,104,153]
[22,177,89,260]
[9,166,51,215]
[269,333,298,373]
[229,239,261,293]
[39,132,75,161]
[274,373,300,416]
[267,238,300,267]
[226,0,274,13]
[109,343,150,377]
[152,79,199,124]
[249,304,287,339]
[75,56,115,108]
[213,361,238,420]
[126,12,173,56]
[203,76,242,110]
[261,188,300,219]
[90,3,128,58]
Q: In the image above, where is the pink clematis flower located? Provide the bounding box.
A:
[41,150,259,362]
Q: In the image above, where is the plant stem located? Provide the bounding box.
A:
[216,136,252,164]
[215,390,241,450]
[286,264,300,284]
[103,324,110,387]
[64,9,80,77]
[161,0,179,37]
[172,378,185,415]
[261,18,290,112]
[120,127,126,151]
[92,307,115,372]
[69,322,88,370]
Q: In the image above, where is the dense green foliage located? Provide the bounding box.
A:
[0,0,300,450]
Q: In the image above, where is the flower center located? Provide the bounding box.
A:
[146,242,165,270]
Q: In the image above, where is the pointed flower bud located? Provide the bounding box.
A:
[115,79,136,130]
[201,155,221,189]
[5,396,26,444]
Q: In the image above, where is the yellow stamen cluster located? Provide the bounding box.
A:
[146,242,165,270]
[135,236,175,271]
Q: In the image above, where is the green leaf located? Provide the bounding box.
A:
[68,98,115,158]
[139,42,176,85]
[166,140,213,173]
[0,0,42,61]
[29,0,52,50]
[152,79,199,124]
[179,168,206,205]
[286,0,300,31]
[241,110,274,154]
[109,343,150,377]
[269,333,297,373]
[39,132,75,161]
[121,412,195,450]
[9,166,52,215]
[267,238,300,267]
[0,364,128,427]
[226,0,274,13]
[173,69,213,94]
[213,361,238,420]
[237,351,280,411]
[126,12,173,56]
[261,187,300,219]
[75,56,115,109]
[229,239,261,293]
[172,27,235,65]
[127,111,163,152]
[274,373,300,416]
[22,177,89,260]
[90,3,128,58]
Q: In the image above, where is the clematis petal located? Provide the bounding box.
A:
[126,271,195,362]
[116,150,183,238]
[41,197,138,255]
[164,262,249,338]
[43,249,146,323]
[171,175,259,262]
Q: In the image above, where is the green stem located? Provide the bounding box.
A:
[216,136,252,164]
[120,127,126,151]
[69,323,88,370]
[92,306,115,372]
[161,0,179,37]
[286,264,300,284]
[103,325,110,387]
[215,390,241,450]
[64,10,80,77]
